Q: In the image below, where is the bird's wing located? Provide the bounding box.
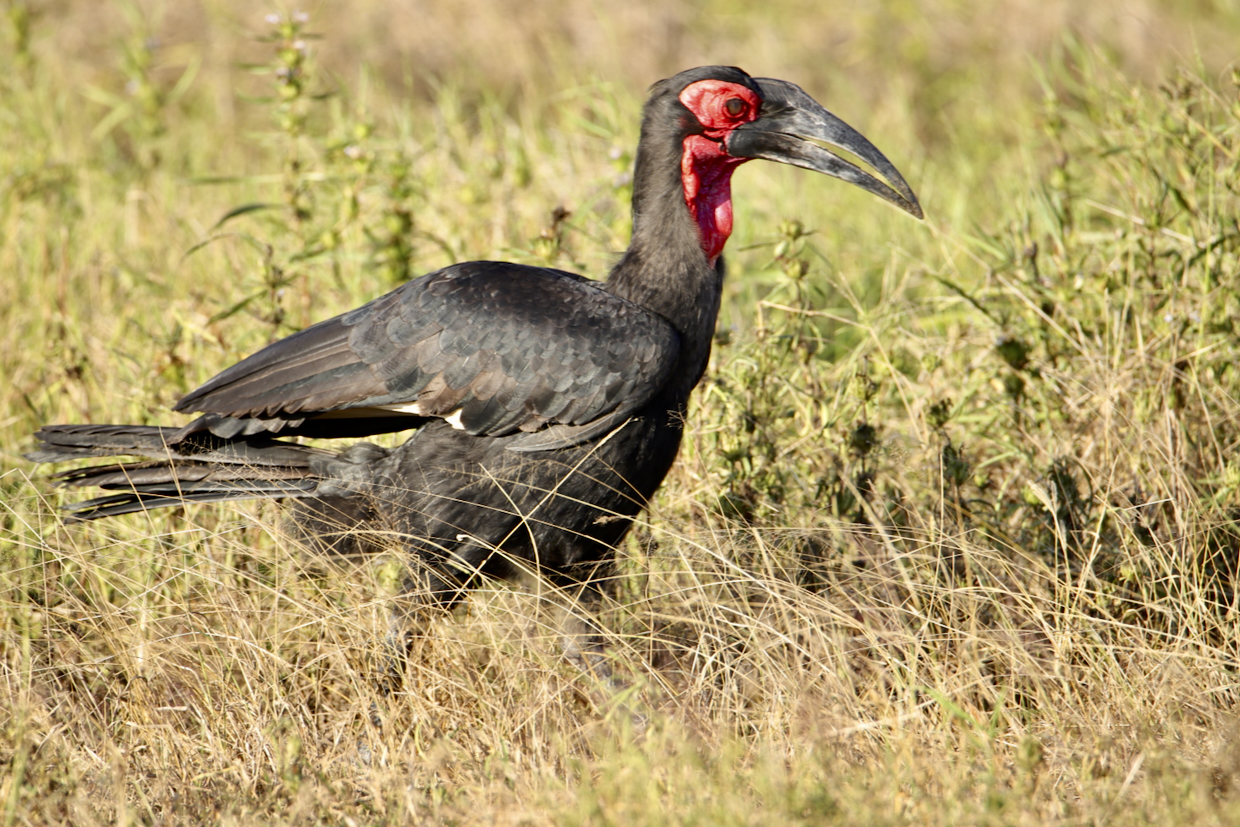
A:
[173,262,681,445]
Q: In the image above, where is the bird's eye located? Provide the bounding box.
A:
[724,97,746,117]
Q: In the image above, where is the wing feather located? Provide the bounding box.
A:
[173,261,680,447]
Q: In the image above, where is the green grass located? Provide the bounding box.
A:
[4,1,1240,824]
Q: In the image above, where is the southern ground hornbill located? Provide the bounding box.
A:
[30,66,922,683]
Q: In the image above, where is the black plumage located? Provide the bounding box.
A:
[30,66,921,678]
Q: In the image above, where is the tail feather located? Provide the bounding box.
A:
[28,423,332,523]
[61,479,320,523]
[50,459,315,489]
[27,424,330,466]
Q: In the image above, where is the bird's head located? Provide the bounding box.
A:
[639,66,922,264]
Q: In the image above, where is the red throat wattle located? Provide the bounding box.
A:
[677,79,763,265]
[680,136,744,265]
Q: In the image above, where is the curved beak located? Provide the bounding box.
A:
[726,78,923,219]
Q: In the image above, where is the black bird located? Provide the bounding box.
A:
[30,66,921,679]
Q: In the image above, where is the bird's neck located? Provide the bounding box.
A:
[607,130,746,393]
[609,127,749,315]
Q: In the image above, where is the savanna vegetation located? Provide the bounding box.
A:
[4,1,1240,824]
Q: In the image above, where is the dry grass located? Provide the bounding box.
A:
[4,1,1240,824]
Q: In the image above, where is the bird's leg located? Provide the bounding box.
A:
[542,566,648,732]
[365,562,471,749]
[380,605,417,699]
[544,565,616,689]
[380,563,471,695]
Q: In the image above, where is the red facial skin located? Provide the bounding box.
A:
[677,80,763,265]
